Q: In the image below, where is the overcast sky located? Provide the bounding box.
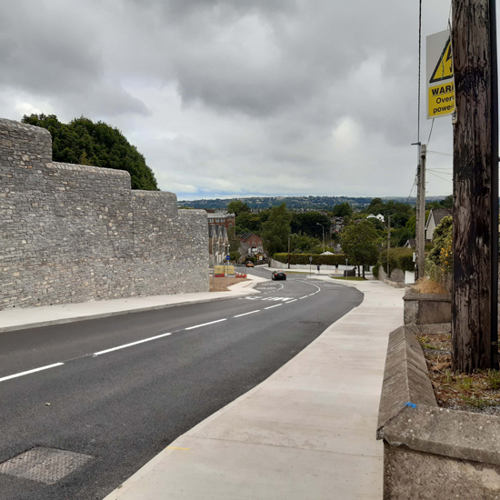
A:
[1,0,457,200]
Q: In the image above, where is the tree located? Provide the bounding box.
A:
[227,200,251,217]
[22,114,158,190]
[228,226,240,256]
[332,202,353,217]
[341,220,379,278]
[235,212,263,234]
[291,212,331,238]
[289,233,322,253]
[261,204,292,266]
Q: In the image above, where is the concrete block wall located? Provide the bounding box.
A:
[0,117,209,309]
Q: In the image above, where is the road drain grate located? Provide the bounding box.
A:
[0,447,93,485]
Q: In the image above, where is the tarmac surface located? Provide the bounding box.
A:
[0,269,404,499]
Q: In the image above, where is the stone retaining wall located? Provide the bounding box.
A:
[403,290,451,333]
[377,326,500,499]
[0,118,209,309]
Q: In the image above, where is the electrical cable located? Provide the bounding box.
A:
[417,0,422,143]
[427,118,435,145]
[427,150,452,156]
[427,171,453,183]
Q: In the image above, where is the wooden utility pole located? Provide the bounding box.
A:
[415,145,427,281]
[452,0,498,372]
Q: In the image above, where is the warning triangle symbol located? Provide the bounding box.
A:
[430,37,453,83]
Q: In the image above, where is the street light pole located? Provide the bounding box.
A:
[287,235,291,269]
[316,223,325,252]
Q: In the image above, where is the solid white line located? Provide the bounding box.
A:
[185,319,227,330]
[287,299,298,303]
[94,333,172,356]
[234,310,260,318]
[265,304,282,310]
[0,363,64,383]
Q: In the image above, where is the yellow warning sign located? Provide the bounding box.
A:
[427,30,455,119]
[430,38,453,83]
[428,82,455,117]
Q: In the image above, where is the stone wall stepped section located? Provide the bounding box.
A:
[0,117,209,309]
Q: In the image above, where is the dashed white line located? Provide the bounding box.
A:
[0,363,65,383]
[234,310,260,318]
[93,333,172,356]
[265,304,282,310]
[185,319,227,330]
[299,296,308,299]
[287,299,298,303]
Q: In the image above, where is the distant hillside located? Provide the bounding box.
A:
[177,195,447,211]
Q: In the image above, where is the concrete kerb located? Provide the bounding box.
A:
[0,276,266,334]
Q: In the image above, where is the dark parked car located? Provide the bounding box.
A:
[272,271,287,281]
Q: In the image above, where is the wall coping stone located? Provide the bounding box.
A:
[50,161,131,177]
[377,325,500,466]
[403,290,452,302]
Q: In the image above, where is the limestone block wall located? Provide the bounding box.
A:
[0,118,209,309]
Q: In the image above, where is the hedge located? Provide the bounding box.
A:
[377,248,415,276]
[273,253,347,266]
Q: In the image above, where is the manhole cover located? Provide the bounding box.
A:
[0,447,93,485]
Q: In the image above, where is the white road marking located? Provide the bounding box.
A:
[287,299,297,303]
[0,363,64,383]
[299,296,308,299]
[234,310,260,318]
[185,319,227,330]
[265,304,282,310]
[93,333,173,356]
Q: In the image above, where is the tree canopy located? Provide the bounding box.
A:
[227,200,251,217]
[332,202,353,217]
[341,220,380,277]
[291,212,331,238]
[22,114,158,190]
[261,204,293,264]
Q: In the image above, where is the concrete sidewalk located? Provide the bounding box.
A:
[104,280,404,500]
[0,275,267,333]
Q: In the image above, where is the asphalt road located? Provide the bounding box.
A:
[0,269,363,500]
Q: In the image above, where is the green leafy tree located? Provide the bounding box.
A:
[289,233,322,253]
[341,220,380,278]
[332,202,353,217]
[227,200,251,217]
[228,226,240,257]
[261,204,293,266]
[291,212,331,238]
[236,212,263,234]
[22,114,158,190]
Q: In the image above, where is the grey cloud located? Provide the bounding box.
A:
[0,0,453,199]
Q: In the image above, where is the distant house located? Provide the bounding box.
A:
[425,208,452,241]
[332,217,344,234]
[367,213,385,222]
[207,211,235,230]
[208,224,228,266]
[239,233,264,260]
[404,239,416,249]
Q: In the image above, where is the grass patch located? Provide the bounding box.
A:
[331,276,367,281]
[418,332,500,413]
[413,278,447,294]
